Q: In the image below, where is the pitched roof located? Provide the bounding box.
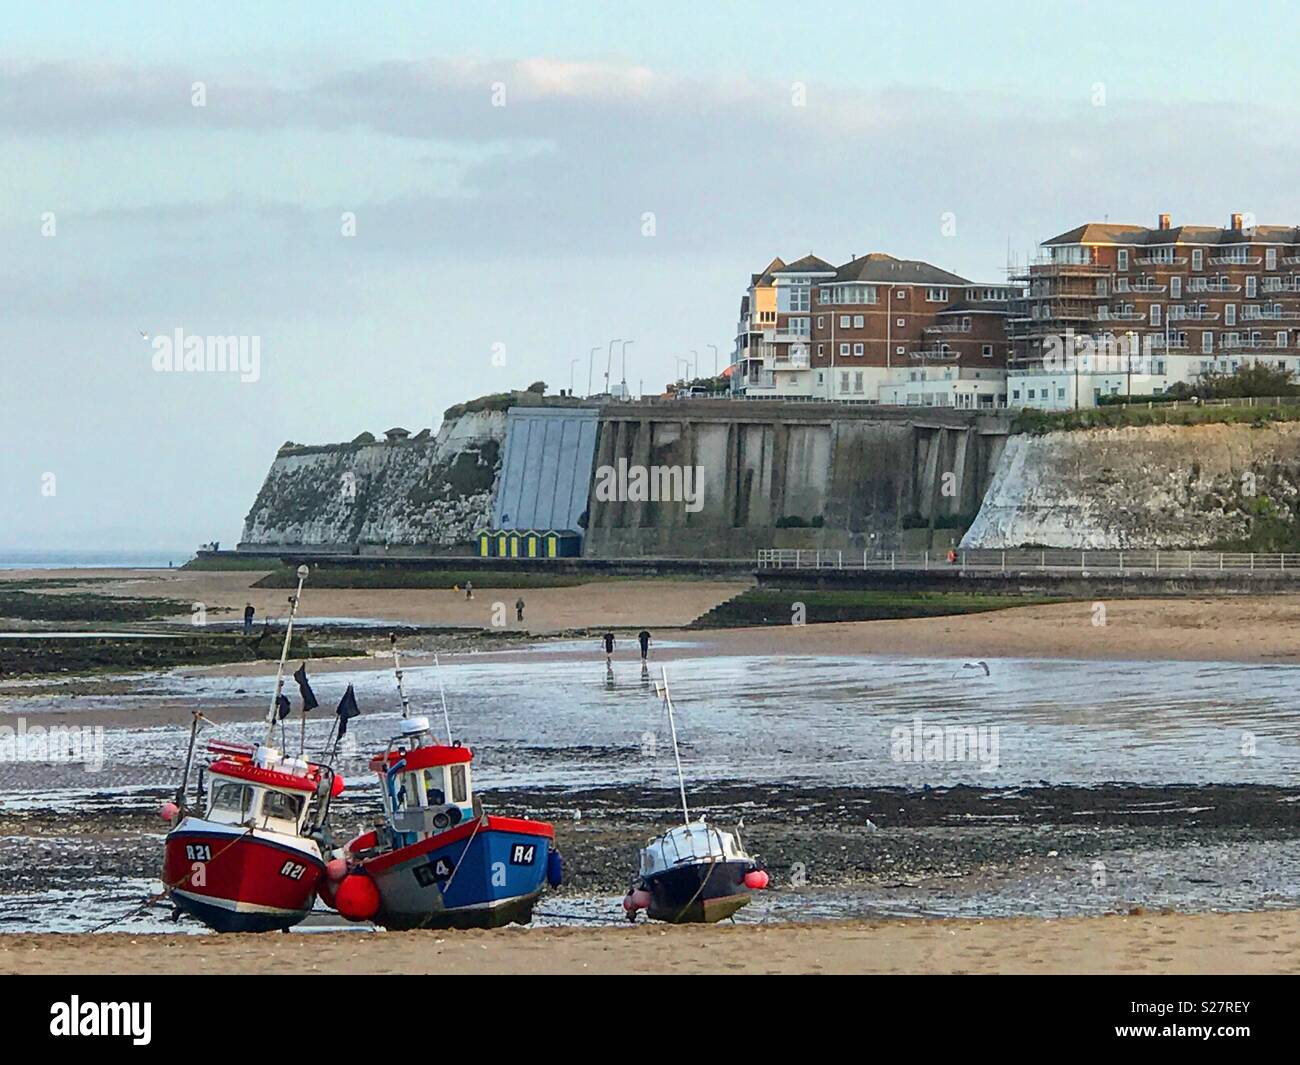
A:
[750,256,786,286]
[772,254,836,275]
[831,252,970,286]
[1043,221,1300,247]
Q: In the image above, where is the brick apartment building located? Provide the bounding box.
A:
[732,253,1018,407]
[1009,213,1300,409]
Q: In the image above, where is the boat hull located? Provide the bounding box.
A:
[359,815,553,930]
[642,859,754,924]
[163,817,323,933]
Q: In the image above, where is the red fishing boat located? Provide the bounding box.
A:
[162,738,340,932]
[160,565,346,932]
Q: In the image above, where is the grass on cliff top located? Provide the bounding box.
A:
[691,588,1069,628]
[1013,402,1300,435]
[253,566,591,589]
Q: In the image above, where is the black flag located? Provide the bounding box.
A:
[276,693,292,720]
[336,684,360,737]
[293,662,319,712]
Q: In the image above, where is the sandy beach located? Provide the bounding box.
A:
[3,909,1297,974]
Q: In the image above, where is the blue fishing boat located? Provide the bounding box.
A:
[321,639,561,929]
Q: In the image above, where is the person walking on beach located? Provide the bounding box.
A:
[516,597,525,622]
[243,602,255,634]
[465,579,474,600]
[602,631,616,662]
[637,629,651,661]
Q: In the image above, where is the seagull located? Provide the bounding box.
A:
[138,329,150,340]
[960,660,990,677]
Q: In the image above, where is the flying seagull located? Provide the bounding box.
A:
[960,660,990,677]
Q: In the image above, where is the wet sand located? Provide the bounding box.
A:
[5,909,1298,974]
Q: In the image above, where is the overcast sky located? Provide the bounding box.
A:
[4,1,1299,552]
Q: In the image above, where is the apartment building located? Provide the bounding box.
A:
[1009,213,1300,409]
[732,252,1017,407]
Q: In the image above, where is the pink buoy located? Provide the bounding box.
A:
[743,869,769,890]
[326,858,348,881]
[622,894,637,912]
[159,801,179,822]
[630,889,651,909]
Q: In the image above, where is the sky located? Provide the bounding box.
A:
[4,1,1300,551]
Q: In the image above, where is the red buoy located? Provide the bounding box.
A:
[334,874,380,921]
[743,869,769,890]
[159,801,179,822]
[330,774,346,798]
[325,857,348,881]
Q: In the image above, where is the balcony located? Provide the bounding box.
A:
[1126,282,1167,293]
[1209,254,1261,266]
[909,348,960,361]
[1188,282,1242,293]
[923,322,972,334]
[1262,280,1300,293]
[1169,310,1220,322]
[1245,309,1300,321]
[1218,337,1282,351]
[1282,255,1300,266]
[1096,310,1146,322]
[1135,255,1187,266]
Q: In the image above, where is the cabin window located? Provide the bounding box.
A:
[211,782,255,819]
[262,790,304,824]
[421,770,446,806]
[449,764,468,804]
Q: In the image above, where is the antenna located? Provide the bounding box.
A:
[433,652,453,745]
[655,668,691,825]
[390,633,413,719]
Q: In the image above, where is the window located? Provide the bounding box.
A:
[1279,332,1289,348]
[789,284,810,312]
[895,345,905,355]
[1202,331,1214,353]
[816,316,824,329]
[927,287,948,302]
[211,782,255,820]
[789,317,810,337]
[896,318,905,327]
[1170,276,1182,299]
[853,343,864,356]
[1225,304,1236,326]
[839,371,850,392]
[1192,248,1203,271]
[1012,389,1021,400]
[1247,276,1258,298]
[816,344,824,356]
[1150,303,1162,326]
[1117,249,1129,271]
[819,288,831,304]
[1267,248,1278,270]
[853,371,864,394]
[982,344,993,358]
[853,315,864,328]
[839,315,851,329]
[1057,388,1066,400]
[449,765,468,803]
[839,343,850,357]
[263,790,304,824]
[896,288,908,299]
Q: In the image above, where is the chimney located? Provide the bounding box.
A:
[1231,212,1244,231]
[1158,213,1171,230]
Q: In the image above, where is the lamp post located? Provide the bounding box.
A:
[707,343,719,376]
[588,346,600,397]
[620,340,634,396]
[569,357,579,396]
[690,349,699,381]
[605,338,621,394]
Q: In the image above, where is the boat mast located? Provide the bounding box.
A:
[433,652,453,744]
[390,633,413,719]
[264,564,309,748]
[659,668,691,825]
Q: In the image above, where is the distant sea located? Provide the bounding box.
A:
[0,549,195,570]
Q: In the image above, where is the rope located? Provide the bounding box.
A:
[437,813,486,895]
[670,851,720,924]
[86,827,256,933]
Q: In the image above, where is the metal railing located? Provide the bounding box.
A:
[757,547,1300,575]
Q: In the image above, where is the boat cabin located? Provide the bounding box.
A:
[203,742,327,837]
[639,821,749,877]
[369,718,475,844]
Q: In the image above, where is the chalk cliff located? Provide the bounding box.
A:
[961,421,1300,549]
[239,410,506,549]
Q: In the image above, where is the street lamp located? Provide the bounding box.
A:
[691,349,699,380]
[605,338,621,394]
[569,357,579,395]
[620,340,634,395]
[588,346,600,397]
